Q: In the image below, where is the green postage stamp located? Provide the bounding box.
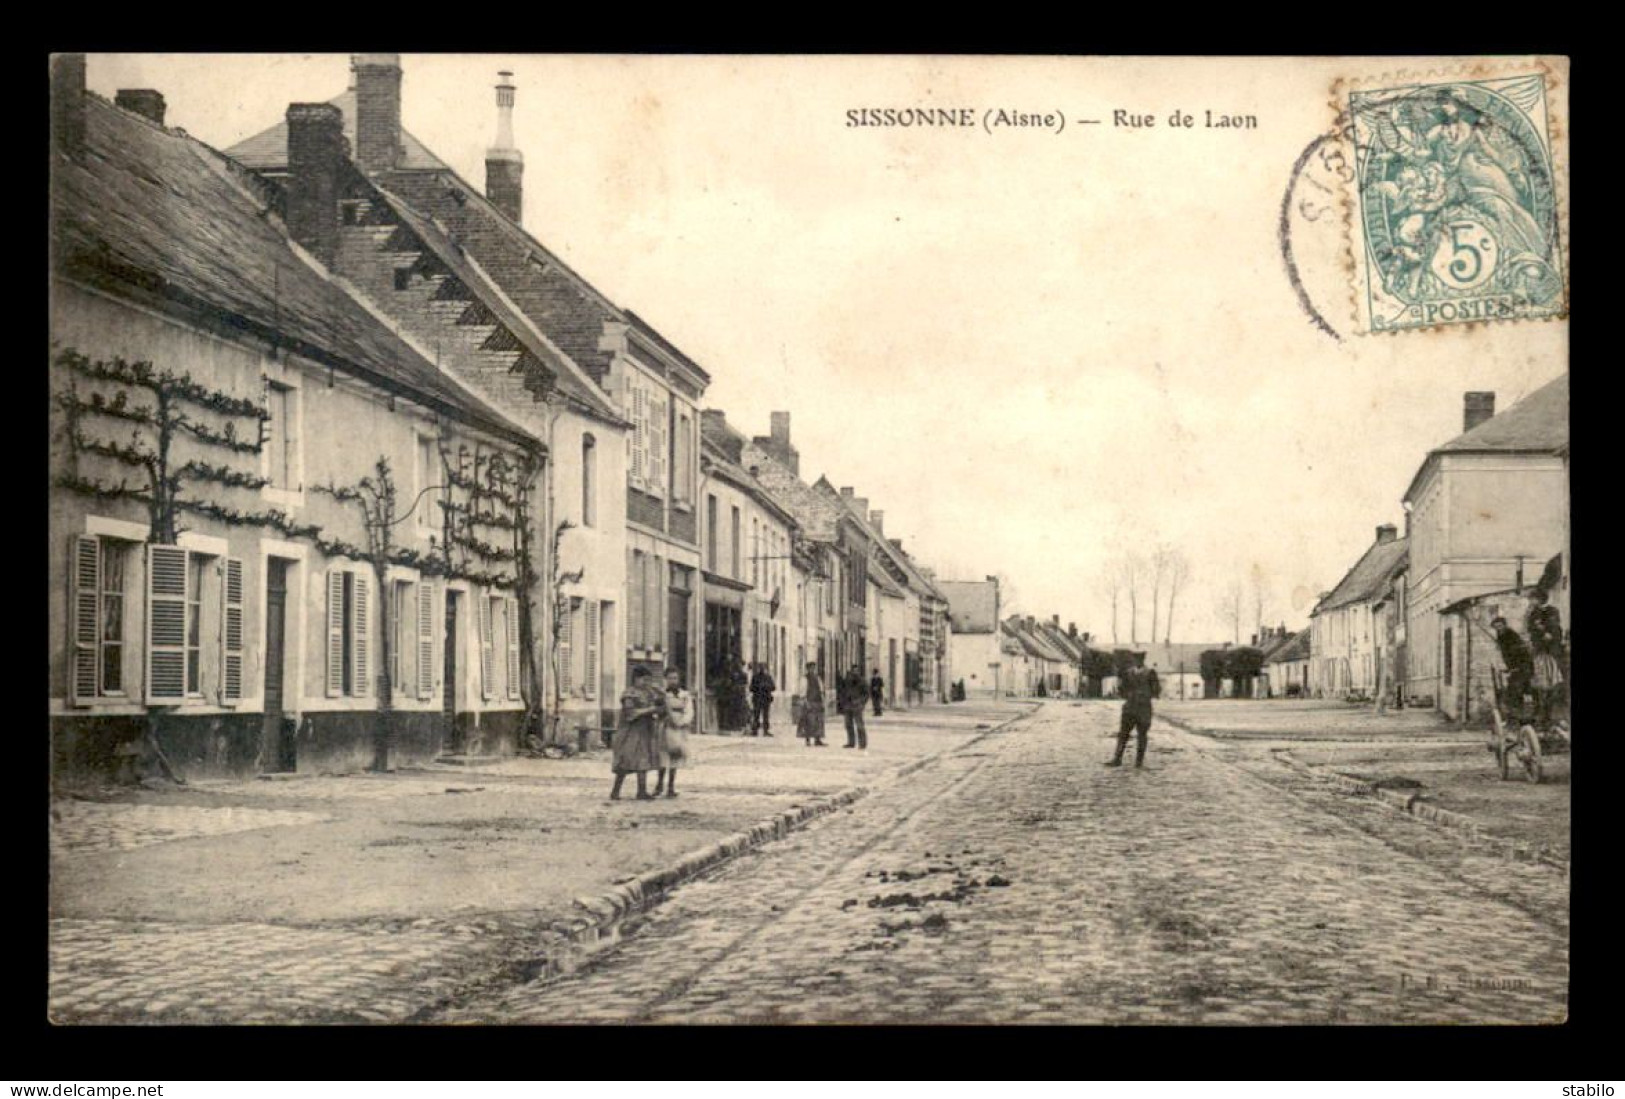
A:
[1344,67,1567,333]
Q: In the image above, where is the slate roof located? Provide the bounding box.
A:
[226,89,451,173]
[54,95,532,442]
[699,415,799,531]
[1313,536,1409,615]
[367,184,622,422]
[1130,642,1217,675]
[1405,374,1568,502]
[228,95,711,394]
[939,580,999,634]
[824,483,937,601]
[1265,631,1311,664]
[1003,618,1070,663]
[1439,374,1568,453]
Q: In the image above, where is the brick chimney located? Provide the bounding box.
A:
[752,411,799,476]
[115,89,166,126]
[1464,391,1496,433]
[870,510,884,534]
[50,54,86,159]
[1375,523,1398,544]
[352,53,401,174]
[485,70,524,224]
[285,103,347,266]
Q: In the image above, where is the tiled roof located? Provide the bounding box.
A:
[225,89,451,172]
[55,95,532,440]
[1003,618,1070,663]
[1314,537,1409,614]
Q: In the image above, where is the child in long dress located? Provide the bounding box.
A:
[654,668,694,798]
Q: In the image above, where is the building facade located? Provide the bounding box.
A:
[1401,382,1568,716]
[1309,525,1408,700]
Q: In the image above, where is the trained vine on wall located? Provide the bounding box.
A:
[51,346,527,591]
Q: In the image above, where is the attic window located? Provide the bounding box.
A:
[393,268,413,292]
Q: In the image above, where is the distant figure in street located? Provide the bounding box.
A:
[870,669,885,716]
[1525,590,1567,727]
[749,662,776,737]
[840,665,869,750]
[798,662,827,747]
[1492,616,1534,724]
[612,666,666,801]
[653,668,693,798]
[1106,653,1160,769]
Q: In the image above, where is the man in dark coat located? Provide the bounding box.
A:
[1106,653,1160,768]
[839,665,868,749]
[869,668,885,716]
[1492,616,1534,723]
[749,662,776,737]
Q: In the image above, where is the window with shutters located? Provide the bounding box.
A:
[504,594,521,700]
[69,535,136,703]
[391,580,413,696]
[706,495,718,571]
[415,581,436,700]
[646,390,668,500]
[220,558,244,704]
[559,597,576,697]
[145,545,216,702]
[325,568,372,698]
[583,600,600,701]
[629,382,648,491]
[478,594,496,701]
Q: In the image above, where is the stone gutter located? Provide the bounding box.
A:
[522,703,1040,983]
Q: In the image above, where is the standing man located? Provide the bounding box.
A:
[869,668,885,717]
[1491,616,1534,724]
[840,665,868,750]
[749,662,776,737]
[1106,653,1160,769]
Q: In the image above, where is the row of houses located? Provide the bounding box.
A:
[48,55,959,782]
[1302,380,1569,722]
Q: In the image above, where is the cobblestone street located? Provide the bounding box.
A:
[439,702,1568,1024]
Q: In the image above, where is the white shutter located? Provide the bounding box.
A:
[558,599,575,697]
[220,557,244,704]
[416,581,435,700]
[583,600,600,701]
[628,550,643,650]
[146,545,189,701]
[630,383,647,489]
[326,569,345,697]
[69,535,100,704]
[504,595,522,700]
[479,594,495,700]
[351,571,371,697]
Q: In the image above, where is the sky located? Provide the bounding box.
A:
[82,54,1568,645]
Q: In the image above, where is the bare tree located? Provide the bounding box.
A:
[1118,553,1145,644]
[1248,562,1271,644]
[1150,544,1174,645]
[1163,549,1191,643]
[1095,568,1122,644]
[1215,578,1245,646]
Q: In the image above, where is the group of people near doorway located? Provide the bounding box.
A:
[1490,586,1569,729]
[609,660,889,800]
